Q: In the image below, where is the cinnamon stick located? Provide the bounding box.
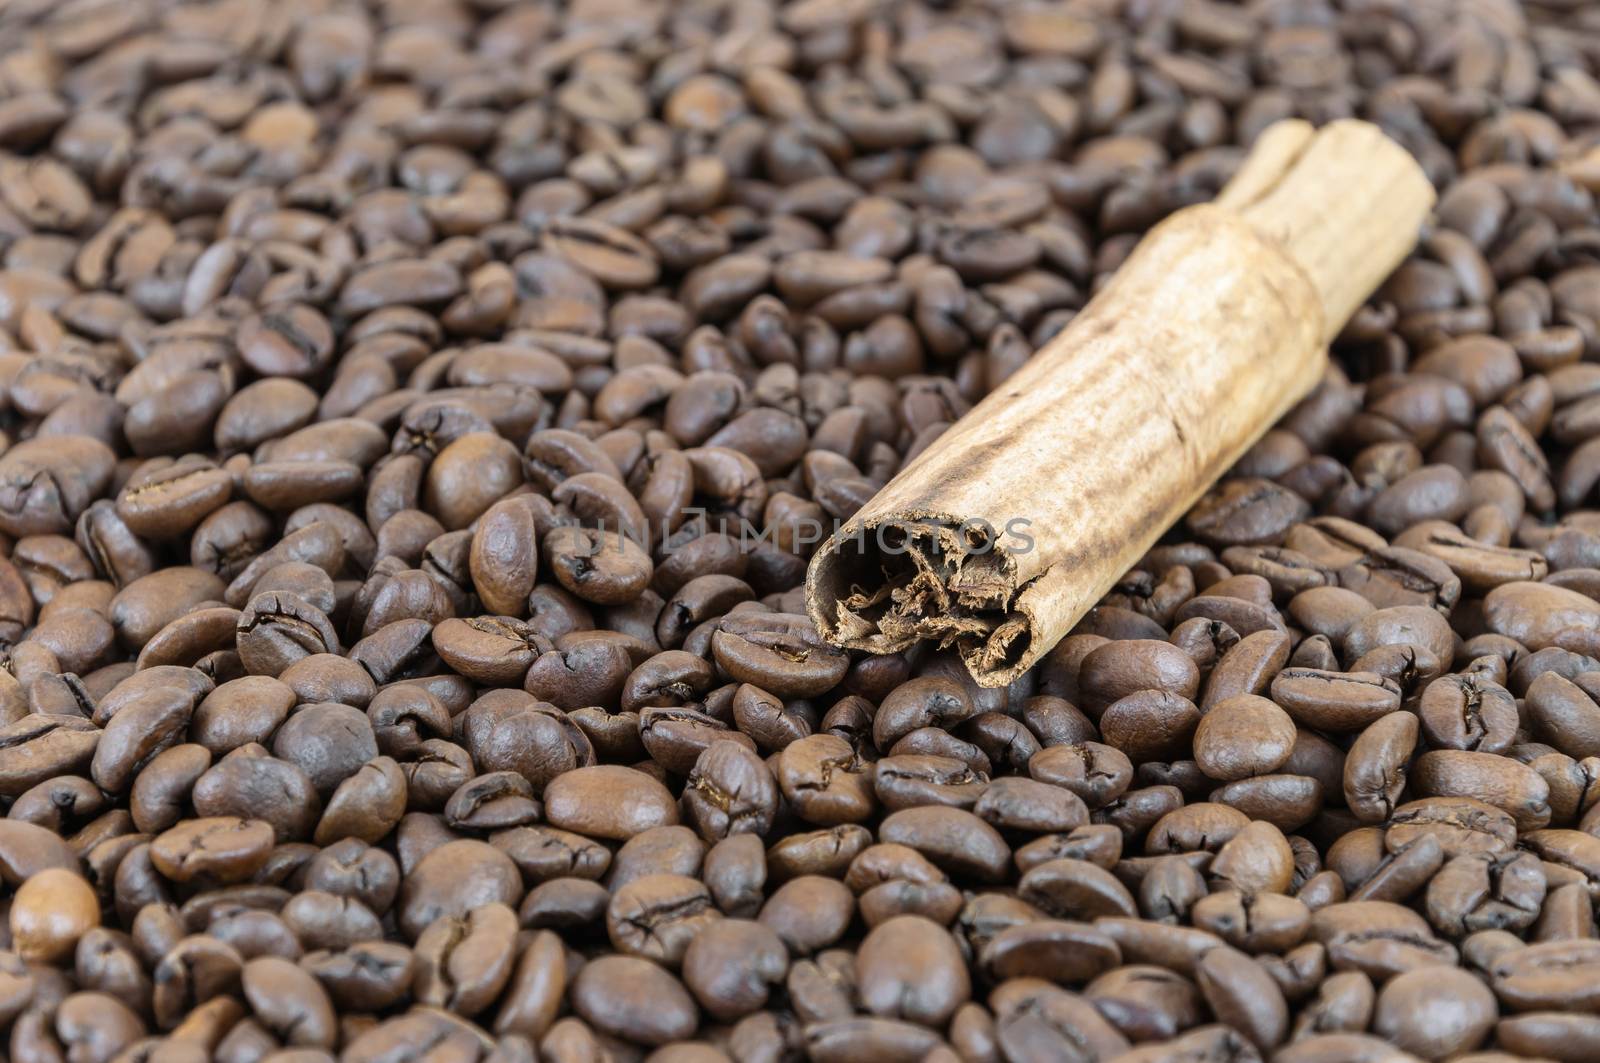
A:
[804,119,1436,687]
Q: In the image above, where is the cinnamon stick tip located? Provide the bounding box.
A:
[805,513,1038,687]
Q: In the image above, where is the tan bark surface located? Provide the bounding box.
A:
[806,119,1437,686]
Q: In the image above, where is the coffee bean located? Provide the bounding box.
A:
[772,735,871,828]
[1270,668,1403,732]
[543,765,679,841]
[396,839,522,941]
[469,497,539,616]
[759,874,854,954]
[1196,945,1288,1051]
[1413,750,1552,831]
[149,817,275,883]
[1193,694,1297,781]
[606,872,720,965]
[10,868,99,964]
[1029,743,1134,809]
[1344,711,1419,823]
[682,918,789,1022]
[879,806,1010,884]
[855,915,969,1026]
[413,902,518,1016]
[0,715,100,796]
[682,740,778,842]
[570,955,697,1046]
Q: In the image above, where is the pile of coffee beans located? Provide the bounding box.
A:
[0,0,1599,1060]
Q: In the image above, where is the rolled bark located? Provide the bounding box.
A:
[805,119,1436,687]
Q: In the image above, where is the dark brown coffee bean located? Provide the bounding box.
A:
[0,716,100,797]
[606,872,720,965]
[682,918,789,1023]
[759,873,854,954]
[544,525,652,606]
[1029,743,1133,809]
[149,817,276,883]
[570,955,697,1046]
[712,626,850,700]
[1191,694,1295,782]
[543,765,678,841]
[1196,945,1288,1051]
[431,616,544,687]
[777,733,876,826]
[682,740,778,842]
[1270,668,1403,732]
[396,839,522,940]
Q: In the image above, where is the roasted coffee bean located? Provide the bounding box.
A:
[431,616,545,687]
[1196,945,1288,1050]
[544,766,678,840]
[0,436,116,537]
[682,918,789,1022]
[1373,965,1496,1058]
[1271,665,1404,732]
[874,754,989,811]
[0,716,101,797]
[712,625,849,699]
[606,872,720,965]
[1344,710,1419,823]
[412,902,518,1016]
[682,740,778,842]
[544,526,652,605]
[149,817,276,883]
[570,955,697,1046]
[854,915,969,1026]
[1193,694,1297,781]
[1412,750,1553,831]
[1029,743,1134,809]
[10,868,99,963]
[396,839,522,940]
[759,873,855,954]
[1419,673,1519,754]
[777,733,876,826]
[607,824,705,892]
[236,592,340,677]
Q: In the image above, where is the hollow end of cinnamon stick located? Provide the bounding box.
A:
[807,510,1036,677]
[806,118,1436,687]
